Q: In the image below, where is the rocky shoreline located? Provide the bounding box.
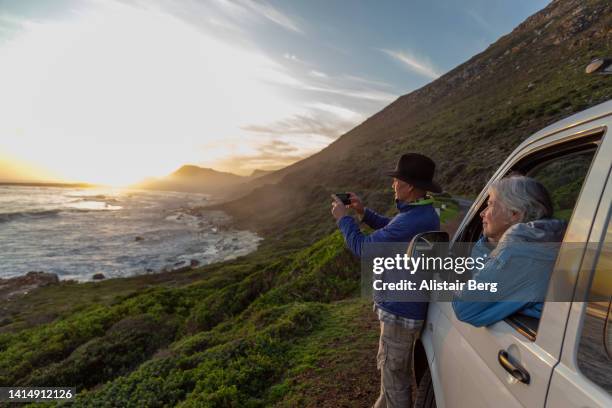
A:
[0,257,205,302]
[0,271,60,301]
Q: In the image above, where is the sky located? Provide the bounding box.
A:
[0,0,549,186]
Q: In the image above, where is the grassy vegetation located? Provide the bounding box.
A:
[270,299,379,408]
[0,232,378,407]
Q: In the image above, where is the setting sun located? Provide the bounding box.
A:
[0,1,318,185]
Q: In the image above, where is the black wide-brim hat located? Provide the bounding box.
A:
[386,153,443,193]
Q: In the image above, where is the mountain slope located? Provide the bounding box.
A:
[217,0,612,243]
[134,165,245,195]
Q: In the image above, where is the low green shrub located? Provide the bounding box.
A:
[22,314,178,390]
[70,303,326,408]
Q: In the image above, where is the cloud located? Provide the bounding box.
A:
[271,68,398,103]
[258,139,299,154]
[305,102,361,121]
[309,69,328,78]
[210,0,302,34]
[283,52,304,63]
[242,102,363,140]
[340,74,392,89]
[112,0,302,41]
[255,62,397,103]
[243,114,347,139]
[212,139,307,173]
[241,0,302,34]
[206,16,242,32]
[301,83,397,103]
[380,48,441,79]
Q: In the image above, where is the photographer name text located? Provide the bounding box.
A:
[373,279,498,293]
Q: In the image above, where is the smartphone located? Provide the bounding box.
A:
[335,193,351,205]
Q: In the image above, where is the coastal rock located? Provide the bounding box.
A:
[92,273,106,280]
[28,271,59,286]
[0,271,60,300]
[163,259,201,274]
[172,261,189,272]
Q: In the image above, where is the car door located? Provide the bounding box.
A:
[430,121,610,408]
[545,162,611,407]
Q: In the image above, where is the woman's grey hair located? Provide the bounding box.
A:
[489,176,553,222]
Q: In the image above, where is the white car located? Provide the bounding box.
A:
[411,99,612,408]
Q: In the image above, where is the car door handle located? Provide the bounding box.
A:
[498,350,530,384]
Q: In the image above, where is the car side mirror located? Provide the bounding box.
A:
[407,231,450,259]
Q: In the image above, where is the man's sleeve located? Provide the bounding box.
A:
[337,215,417,258]
[361,208,391,230]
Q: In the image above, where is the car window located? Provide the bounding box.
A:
[527,150,596,222]
[458,147,597,245]
[577,217,612,395]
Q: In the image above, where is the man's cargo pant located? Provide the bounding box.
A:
[373,321,420,408]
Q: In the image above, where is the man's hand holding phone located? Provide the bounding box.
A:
[347,192,365,216]
[331,192,365,221]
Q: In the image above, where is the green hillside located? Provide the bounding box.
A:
[1,1,611,406]
[1,233,379,407]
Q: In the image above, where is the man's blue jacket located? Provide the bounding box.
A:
[337,199,440,320]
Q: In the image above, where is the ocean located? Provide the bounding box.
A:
[0,185,261,281]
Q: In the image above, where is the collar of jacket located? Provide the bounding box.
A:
[395,196,433,212]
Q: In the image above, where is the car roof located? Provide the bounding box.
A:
[515,99,612,152]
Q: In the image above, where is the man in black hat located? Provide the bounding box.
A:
[331,152,441,408]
